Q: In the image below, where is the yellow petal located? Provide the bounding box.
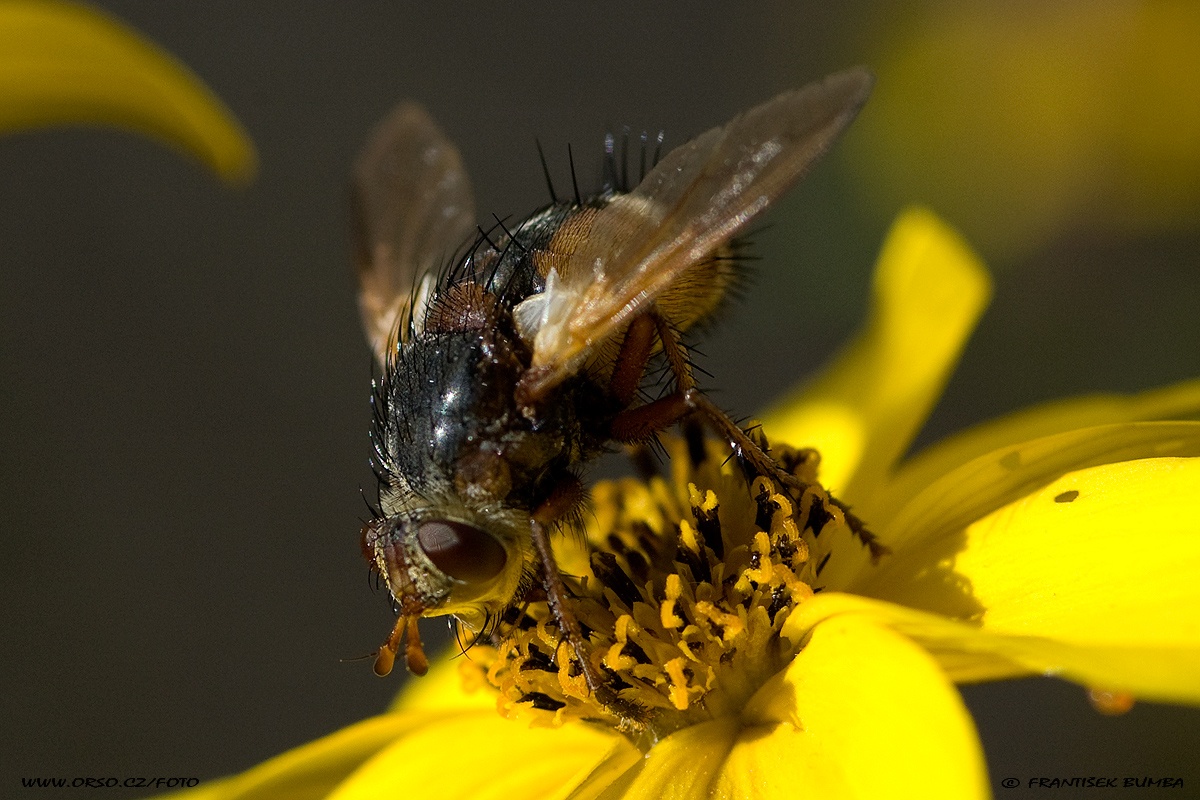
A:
[388,648,498,713]
[728,614,989,800]
[0,0,255,182]
[872,378,1200,527]
[784,592,1025,682]
[944,458,1200,658]
[161,713,414,800]
[761,207,990,504]
[861,420,1200,575]
[596,720,740,800]
[847,428,1200,636]
[330,711,625,800]
[852,453,1200,702]
[562,739,645,800]
[788,586,1200,707]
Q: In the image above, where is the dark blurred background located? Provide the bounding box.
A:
[3,2,1198,797]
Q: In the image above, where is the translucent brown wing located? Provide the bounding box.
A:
[352,103,476,364]
[520,68,873,399]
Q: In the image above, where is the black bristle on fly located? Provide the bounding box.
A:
[619,126,630,192]
[535,138,558,204]
[567,143,582,205]
[638,131,648,182]
[491,214,528,254]
[601,132,617,196]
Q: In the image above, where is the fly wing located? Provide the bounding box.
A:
[520,68,873,400]
[352,103,476,364]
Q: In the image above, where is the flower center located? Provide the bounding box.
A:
[459,437,854,744]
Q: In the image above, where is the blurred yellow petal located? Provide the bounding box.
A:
[388,649,498,713]
[164,713,415,800]
[872,379,1200,527]
[761,208,990,506]
[329,710,625,800]
[850,2,1200,259]
[0,0,255,182]
[730,614,989,800]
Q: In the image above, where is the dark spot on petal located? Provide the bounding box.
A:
[1055,489,1080,504]
[999,451,1022,470]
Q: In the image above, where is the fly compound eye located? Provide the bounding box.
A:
[415,520,506,584]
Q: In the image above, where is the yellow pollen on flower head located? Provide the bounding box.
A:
[463,436,857,742]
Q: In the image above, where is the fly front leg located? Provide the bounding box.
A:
[527,472,653,730]
[526,474,608,699]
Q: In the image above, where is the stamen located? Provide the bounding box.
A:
[462,438,854,741]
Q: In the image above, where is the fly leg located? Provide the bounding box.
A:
[526,474,607,697]
[610,311,888,561]
[527,478,648,729]
[610,315,662,479]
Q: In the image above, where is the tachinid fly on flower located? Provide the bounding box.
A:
[352,68,879,695]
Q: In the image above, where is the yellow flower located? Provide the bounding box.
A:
[168,209,1200,799]
[0,0,255,182]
